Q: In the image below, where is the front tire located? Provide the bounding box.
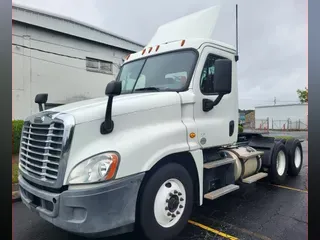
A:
[138,163,193,240]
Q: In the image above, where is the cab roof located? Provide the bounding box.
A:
[124,38,236,63]
[123,5,236,63]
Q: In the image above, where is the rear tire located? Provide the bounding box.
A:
[138,163,193,240]
[268,142,288,184]
[285,139,303,176]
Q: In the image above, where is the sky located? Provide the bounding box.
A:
[12,0,307,109]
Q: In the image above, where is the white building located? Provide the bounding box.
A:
[255,103,308,130]
[12,4,144,120]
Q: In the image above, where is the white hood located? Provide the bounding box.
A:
[48,92,182,124]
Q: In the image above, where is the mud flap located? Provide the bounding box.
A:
[247,136,276,167]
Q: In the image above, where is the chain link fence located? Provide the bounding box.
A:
[243,118,270,133]
[244,118,308,131]
[269,118,307,130]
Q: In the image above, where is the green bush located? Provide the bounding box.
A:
[12,162,19,183]
[12,120,24,154]
[238,125,244,133]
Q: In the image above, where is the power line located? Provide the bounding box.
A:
[12,35,128,62]
[13,43,91,61]
[12,34,91,53]
[12,43,122,69]
[13,51,120,73]
[239,99,300,103]
[12,43,302,103]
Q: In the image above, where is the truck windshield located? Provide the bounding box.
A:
[117,50,198,93]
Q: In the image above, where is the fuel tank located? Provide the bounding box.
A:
[220,146,263,181]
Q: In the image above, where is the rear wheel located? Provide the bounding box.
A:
[268,142,288,184]
[138,163,193,240]
[285,138,303,176]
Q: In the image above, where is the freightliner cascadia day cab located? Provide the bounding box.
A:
[18,5,303,240]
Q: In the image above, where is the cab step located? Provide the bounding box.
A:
[242,172,268,184]
[204,184,239,200]
[203,158,235,169]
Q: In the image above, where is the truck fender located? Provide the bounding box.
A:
[140,149,204,207]
[189,149,204,206]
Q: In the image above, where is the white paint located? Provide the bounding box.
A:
[12,20,143,120]
[147,6,221,46]
[60,40,238,198]
[63,92,190,182]
[276,150,286,176]
[125,38,235,65]
[294,146,302,168]
[50,92,181,124]
[189,149,204,206]
[192,45,238,147]
[255,104,308,130]
[19,6,240,207]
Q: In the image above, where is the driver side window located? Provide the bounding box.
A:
[200,54,224,95]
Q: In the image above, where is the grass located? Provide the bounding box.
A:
[274,135,294,140]
[12,162,19,184]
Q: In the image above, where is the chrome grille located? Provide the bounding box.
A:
[19,121,64,182]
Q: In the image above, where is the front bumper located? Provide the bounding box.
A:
[19,173,145,238]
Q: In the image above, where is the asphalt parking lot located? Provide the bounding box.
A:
[13,141,308,240]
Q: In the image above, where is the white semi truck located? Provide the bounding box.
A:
[18,6,303,240]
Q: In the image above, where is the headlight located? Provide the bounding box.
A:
[67,152,120,185]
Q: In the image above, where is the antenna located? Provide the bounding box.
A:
[235,4,239,62]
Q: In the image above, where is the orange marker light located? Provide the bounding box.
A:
[106,154,119,180]
[126,54,130,60]
[142,49,146,55]
[181,40,186,46]
[148,47,153,53]
[155,45,160,51]
[189,132,196,138]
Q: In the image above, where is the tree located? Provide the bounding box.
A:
[297,87,308,103]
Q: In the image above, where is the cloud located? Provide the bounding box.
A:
[13,0,307,109]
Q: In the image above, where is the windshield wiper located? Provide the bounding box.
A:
[134,87,160,92]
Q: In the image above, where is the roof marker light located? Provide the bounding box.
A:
[142,49,146,55]
[155,45,160,51]
[126,54,130,60]
[181,40,186,46]
[148,47,153,53]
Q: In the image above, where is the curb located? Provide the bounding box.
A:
[12,183,21,203]
[12,191,21,203]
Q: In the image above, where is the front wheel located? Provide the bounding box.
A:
[138,163,194,240]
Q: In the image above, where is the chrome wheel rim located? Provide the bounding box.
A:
[154,178,186,228]
[276,150,286,176]
[294,147,302,168]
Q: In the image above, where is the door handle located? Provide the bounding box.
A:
[202,95,224,112]
[202,99,214,112]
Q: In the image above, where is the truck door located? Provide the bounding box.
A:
[192,46,238,148]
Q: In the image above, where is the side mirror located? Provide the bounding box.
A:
[202,59,232,112]
[105,80,122,96]
[35,93,48,112]
[101,81,122,135]
[214,59,232,94]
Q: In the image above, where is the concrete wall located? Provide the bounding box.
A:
[12,21,136,120]
[255,104,308,130]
